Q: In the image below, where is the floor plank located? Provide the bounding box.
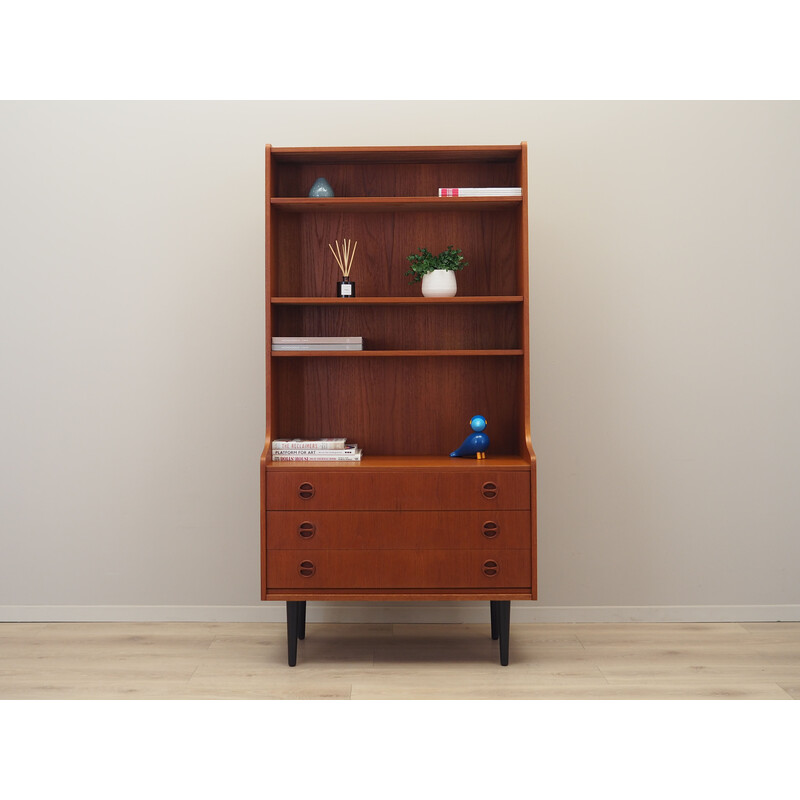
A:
[1,621,797,700]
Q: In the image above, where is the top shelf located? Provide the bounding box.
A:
[270,145,522,164]
[271,197,522,213]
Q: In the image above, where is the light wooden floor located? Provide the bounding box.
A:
[1,621,798,699]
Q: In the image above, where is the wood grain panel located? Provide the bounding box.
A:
[273,209,519,297]
[266,510,532,550]
[273,303,520,350]
[272,145,521,163]
[274,159,518,198]
[266,549,531,589]
[272,355,522,456]
[265,470,530,510]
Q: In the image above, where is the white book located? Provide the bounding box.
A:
[272,336,363,344]
[272,449,362,462]
[272,444,359,456]
[272,343,363,351]
[272,438,347,450]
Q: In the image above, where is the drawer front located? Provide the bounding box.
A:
[265,471,530,511]
[267,510,531,550]
[266,549,531,589]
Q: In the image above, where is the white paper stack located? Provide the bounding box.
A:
[272,336,363,351]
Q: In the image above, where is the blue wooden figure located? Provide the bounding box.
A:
[450,415,490,459]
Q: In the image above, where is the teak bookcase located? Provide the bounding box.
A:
[260,144,536,665]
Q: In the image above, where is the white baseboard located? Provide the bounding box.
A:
[2,603,799,624]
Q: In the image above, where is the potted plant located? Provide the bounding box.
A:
[406,245,468,297]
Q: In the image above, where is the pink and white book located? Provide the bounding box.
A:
[438,187,522,197]
[272,448,362,462]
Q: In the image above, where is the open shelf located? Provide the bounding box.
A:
[271,352,524,456]
[272,300,523,351]
[271,145,523,164]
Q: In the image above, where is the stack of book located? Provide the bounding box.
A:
[272,336,363,351]
[438,187,522,197]
[271,438,362,462]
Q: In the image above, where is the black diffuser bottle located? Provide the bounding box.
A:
[337,279,355,298]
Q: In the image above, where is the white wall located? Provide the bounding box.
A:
[1,101,798,622]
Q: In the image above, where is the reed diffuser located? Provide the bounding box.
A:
[329,238,358,297]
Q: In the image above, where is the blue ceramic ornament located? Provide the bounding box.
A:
[308,177,334,197]
[450,415,490,459]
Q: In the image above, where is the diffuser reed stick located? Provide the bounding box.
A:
[329,239,357,279]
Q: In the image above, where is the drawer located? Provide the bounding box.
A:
[265,470,530,511]
[266,510,531,550]
[266,549,531,589]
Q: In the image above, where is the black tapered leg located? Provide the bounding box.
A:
[286,601,300,666]
[498,601,511,666]
[490,601,499,640]
[298,601,307,640]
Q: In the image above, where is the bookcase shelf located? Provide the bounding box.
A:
[272,196,522,212]
[270,145,523,163]
[270,349,525,357]
[261,144,536,666]
[265,454,532,470]
[271,296,524,305]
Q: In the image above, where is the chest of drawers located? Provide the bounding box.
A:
[264,468,532,592]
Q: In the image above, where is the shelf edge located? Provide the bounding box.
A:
[271,296,524,305]
[270,349,524,357]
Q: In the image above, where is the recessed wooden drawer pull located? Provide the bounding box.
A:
[298,560,316,577]
[482,521,499,538]
[298,482,315,500]
[481,482,498,499]
[298,521,316,539]
[482,559,499,577]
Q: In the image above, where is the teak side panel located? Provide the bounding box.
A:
[266,510,532,550]
[266,549,531,589]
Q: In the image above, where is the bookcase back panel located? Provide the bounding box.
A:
[274,210,519,297]
[275,161,519,198]
[273,304,521,351]
[272,356,522,456]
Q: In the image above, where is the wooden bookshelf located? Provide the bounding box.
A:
[261,144,536,666]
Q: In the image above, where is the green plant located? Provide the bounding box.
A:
[405,245,468,283]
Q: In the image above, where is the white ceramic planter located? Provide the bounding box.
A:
[421,269,457,298]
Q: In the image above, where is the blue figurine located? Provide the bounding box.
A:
[450,415,490,459]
